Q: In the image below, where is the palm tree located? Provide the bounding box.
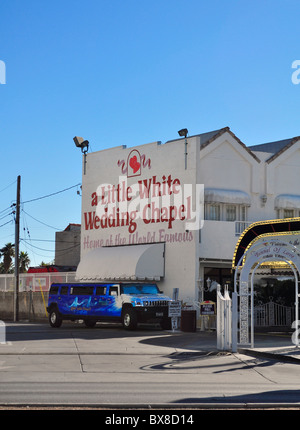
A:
[19,251,30,273]
[0,243,15,273]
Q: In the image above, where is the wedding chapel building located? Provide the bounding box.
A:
[76,126,300,305]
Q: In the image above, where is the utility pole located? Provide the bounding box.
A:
[14,175,20,322]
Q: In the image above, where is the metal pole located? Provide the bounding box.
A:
[14,175,20,322]
[184,137,187,169]
[296,278,299,348]
[231,292,238,352]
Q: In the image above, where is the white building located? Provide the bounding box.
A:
[76,126,300,304]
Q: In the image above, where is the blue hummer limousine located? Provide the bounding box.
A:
[47,282,172,330]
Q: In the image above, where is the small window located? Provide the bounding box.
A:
[284,209,295,219]
[240,206,247,221]
[96,286,106,295]
[49,285,59,295]
[205,204,220,221]
[109,286,119,296]
[71,286,94,295]
[60,286,69,295]
[226,205,236,221]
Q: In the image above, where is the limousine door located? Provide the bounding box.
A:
[69,285,94,316]
[92,285,109,316]
[102,285,122,317]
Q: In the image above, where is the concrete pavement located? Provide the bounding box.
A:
[0,321,219,356]
[0,321,299,362]
[1,321,300,407]
[239,331,300,363]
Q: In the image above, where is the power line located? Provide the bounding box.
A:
[0,181,81,219]
[20,210,37,266]
[0,179,17,194]
[0,181,82,265]
[22,183,81,204]
[0,219,13,228]
[0,211,14,221]
[22,209,61,230]
[21,238,80,253]
[20,237,80,243]
[0,205,14,216]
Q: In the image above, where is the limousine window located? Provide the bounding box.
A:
[71,286,94,295]
[95,286,106,295]
[60,286,69,295]
[121,284,160,295]
[49,285,59,295]
[109,286,119,296]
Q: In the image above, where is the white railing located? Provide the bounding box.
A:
[0,272,77,292]
[254,301,293,327]
[235,221,251,236]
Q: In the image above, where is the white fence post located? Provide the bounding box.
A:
[217,287,223,350]
[0,320,6,344]
[217,286,232,351]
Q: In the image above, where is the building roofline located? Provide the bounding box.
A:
[199,126,261,163]
[265,136,300,163]
[63,223,81,231]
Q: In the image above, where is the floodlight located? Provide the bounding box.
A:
[73,136,89,153]
[178,128,188,138]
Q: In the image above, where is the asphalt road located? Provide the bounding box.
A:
[0,322,300,409]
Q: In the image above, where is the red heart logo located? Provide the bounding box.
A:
[129,155,141,174]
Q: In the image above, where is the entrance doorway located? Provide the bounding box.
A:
[203,267,231,301]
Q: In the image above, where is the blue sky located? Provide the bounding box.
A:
[1,0,300,266]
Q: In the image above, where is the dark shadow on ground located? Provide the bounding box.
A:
[174,390,300,404]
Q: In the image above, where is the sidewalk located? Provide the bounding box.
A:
[1,322,300,364]
[160,329,300,364]
[174,330,300,364]
[239,332,300,363]
[0,322,219,356]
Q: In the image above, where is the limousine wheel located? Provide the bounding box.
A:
[49,308,62,328]
[122,308,137,330]
[84,319,96,328]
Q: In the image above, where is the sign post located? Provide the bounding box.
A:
[168,301,182,332]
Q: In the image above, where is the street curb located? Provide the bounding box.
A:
[1,402,300,409]
[238,348,300,364]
